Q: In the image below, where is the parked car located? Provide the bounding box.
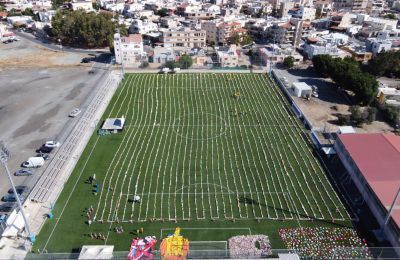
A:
[8,186,30,194]
[69,108,81,118]
[2,194,25,203]
[14,169,33,176]
[21,157,44,168]
[36,146,53,153]
[312,91,319,98]
[36,153,50,160]
[81,57,91,63]
[44,141,60,148]
[0,214,7,223]
[0,203,16,213]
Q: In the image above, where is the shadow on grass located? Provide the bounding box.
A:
[238,195,349,228]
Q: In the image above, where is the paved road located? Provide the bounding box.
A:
[14,31,109,55]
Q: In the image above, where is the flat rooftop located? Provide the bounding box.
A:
[338,133,400,227]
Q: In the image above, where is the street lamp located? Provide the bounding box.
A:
[0,142,35,243]
[58,38,62,52]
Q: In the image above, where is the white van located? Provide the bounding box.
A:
[22,157,45,168]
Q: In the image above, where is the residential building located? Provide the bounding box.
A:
[38,10,56,23]
[159,16,184,29]
[332,0,369,13]
[356,14,398,30]
[113,33,146,65]
[303,37,349,58]
[246,18,278,43]
[279,1,295,18]
[321,32,349,45]
[129,19,158,34]
[314,0,333,17]
[216,44,239,67]
[6,16,33,26]
[266,19,313,47]
[289,6,317,21]
[202,21,247,46]
[258,44,303,66]
[341,45,372,62]
[151,46,176,64]
[366,38,393,55]
[70,0,94,12]
[161,28,206,49]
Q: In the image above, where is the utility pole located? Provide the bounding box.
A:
[0,142,35,243]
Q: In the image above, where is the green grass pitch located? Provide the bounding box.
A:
[33,73,352,253]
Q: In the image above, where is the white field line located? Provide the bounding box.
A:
[43,137,100,251]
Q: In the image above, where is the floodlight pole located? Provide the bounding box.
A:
[0,142,34,243]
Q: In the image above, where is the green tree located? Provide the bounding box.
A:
[229,33,241,45]
[384,13,397,20]
[381,104,400,123]
[156,8,168,17]
[50,10,119,48]
[349,105,364,126]
[283,56,295,69]
[165,60,179,69]
[92,3,100,10]
[21,8,34,17]
[7,8,21,16]
[312,55,378,105]
[52,0,65,9]
[139,61,149,68]
[178,55,193,69]
[366,107,377,123]
[241,33,253,45]
[312,55,332,76]
[366,50,400,78]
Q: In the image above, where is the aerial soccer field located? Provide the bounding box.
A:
[34,73,352,253]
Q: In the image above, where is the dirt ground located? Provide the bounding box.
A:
[274,68,394,133]
[0,38,87,69]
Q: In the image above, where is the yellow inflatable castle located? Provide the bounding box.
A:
[160,228,189,260]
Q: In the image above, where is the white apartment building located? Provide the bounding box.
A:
[303,39,349,59]
[152,46,176,64]
[161,28,206,49]
[357,14,398,30]
[129,19,158,34]
[113,33,146,65]
[71,0,94,12]
[366,38,393,55]
[258,44,303,66]
[216,44,239,67]
[124,3,144,13]
[321,32,349,45]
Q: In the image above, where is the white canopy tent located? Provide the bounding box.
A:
[78,245,114,259]
[1,209,27,237]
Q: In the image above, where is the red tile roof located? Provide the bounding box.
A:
[122,34,142,44]
[339,133,400,227]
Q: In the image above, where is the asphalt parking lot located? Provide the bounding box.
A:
[0,37,110,208]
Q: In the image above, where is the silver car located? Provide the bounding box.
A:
[14,169,33,176]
